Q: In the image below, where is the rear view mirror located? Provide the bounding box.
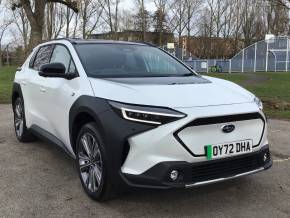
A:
[39,63,77,80]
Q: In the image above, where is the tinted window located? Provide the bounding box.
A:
[33,45,54,70]
[50,45,76,73]
[75,44,195,78]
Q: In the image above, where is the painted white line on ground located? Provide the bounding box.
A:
[273,158,290,163]
[271,130,281,133]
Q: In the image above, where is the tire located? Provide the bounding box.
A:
[76,122,116,201]
[13,97,36,142]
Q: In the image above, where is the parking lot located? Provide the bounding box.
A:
[0,104,289,217]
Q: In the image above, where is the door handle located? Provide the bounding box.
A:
[40,87,46,93]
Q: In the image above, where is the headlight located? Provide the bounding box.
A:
[254,97,263,110]
[109,101,186,125]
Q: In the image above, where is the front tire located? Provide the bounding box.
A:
[13,97,35,142]
[76,123,115,201]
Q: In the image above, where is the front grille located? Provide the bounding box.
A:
[186,113,265,127]
[191,152,265,183]
[174,113,266,157]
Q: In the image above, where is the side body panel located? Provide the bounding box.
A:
[14,41,94,155]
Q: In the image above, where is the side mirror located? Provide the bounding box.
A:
[39,63,77,79]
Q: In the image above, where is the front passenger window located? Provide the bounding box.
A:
[50,45,76,74]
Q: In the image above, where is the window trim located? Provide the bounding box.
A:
[49,43,78,76]
[30,45,54,70]
[29,43,79,77]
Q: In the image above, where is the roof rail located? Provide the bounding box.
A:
[50,38,83,43]
[138,41,157,47]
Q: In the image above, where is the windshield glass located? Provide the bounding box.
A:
[75,43,196,78]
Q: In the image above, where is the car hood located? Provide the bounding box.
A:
[89,76,255,108]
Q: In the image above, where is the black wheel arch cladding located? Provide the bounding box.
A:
[69,96,156,184]
[12,82,23,105]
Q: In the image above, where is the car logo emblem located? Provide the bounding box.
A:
[222,124,235,133]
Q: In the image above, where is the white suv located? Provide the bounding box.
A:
[12,39,272,201]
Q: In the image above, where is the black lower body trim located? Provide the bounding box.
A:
[30,125,76,159]
[121,145,272,189]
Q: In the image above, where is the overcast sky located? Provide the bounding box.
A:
[120,0,156,11]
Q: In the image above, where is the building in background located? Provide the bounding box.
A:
[180,36,244,60]
[89,30,174,46]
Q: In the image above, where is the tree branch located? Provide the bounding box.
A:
[47,0,79,13]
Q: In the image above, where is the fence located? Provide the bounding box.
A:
[184,36,290,73]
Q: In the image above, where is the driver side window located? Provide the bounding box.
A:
[50,45,76,74]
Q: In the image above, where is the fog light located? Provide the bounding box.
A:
[170,170,179,181]
[263,153,268,162]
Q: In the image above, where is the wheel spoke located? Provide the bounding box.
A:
[15,118,21,128]
[93,146,101,160]
[15,104,22,118]
[18,120,24,136]
[79,152,90,162]
[87,167,96,192]
[91,168,97,192]
[81,135,92,158]
[93,165,102,186]
[79,153,91,172]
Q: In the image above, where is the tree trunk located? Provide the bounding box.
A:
[29,25,43,50]
[66,7,70,38]
[141,0,146,41]
[19,0,78,50]
[0,50,2,67]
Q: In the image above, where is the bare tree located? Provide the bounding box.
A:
[274,0,290,8]
[45,3,67,40]
[135,0,147,40]
[169,0,186,47]
[79,0,103,38]
[153,0,168,45]
[119,9,134,31]
[11,0,78,50]
[98,0,122,37]
[184,0,202,38]
[0,21,11,66]
[267,0,289,35]
[11,4,29,52]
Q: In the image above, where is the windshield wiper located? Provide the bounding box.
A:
[182,72,196,76]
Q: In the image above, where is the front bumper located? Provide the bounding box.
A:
[121,145,272,189]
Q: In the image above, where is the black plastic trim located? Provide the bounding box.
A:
[69,96,157,188]
[174,113,266,157]
[122,145,272,189]
[30,125,75,158]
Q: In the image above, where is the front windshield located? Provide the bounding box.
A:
[75,43,196,78]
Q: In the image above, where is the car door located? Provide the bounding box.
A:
[37,44,79,145]
[24,45,54,129]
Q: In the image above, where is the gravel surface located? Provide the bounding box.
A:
[0,104,289,218]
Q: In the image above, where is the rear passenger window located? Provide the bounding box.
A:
[33,45,54,70]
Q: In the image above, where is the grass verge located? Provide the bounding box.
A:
[210,72,290,120]
[0,66,17,104]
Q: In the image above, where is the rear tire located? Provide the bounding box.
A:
[13,97,36,142]
[76,122,116,201]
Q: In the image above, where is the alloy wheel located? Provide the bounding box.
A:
[78,133,103,193]
[14,99,24,138]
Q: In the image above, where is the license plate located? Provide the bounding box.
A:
[206,140,253,160]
